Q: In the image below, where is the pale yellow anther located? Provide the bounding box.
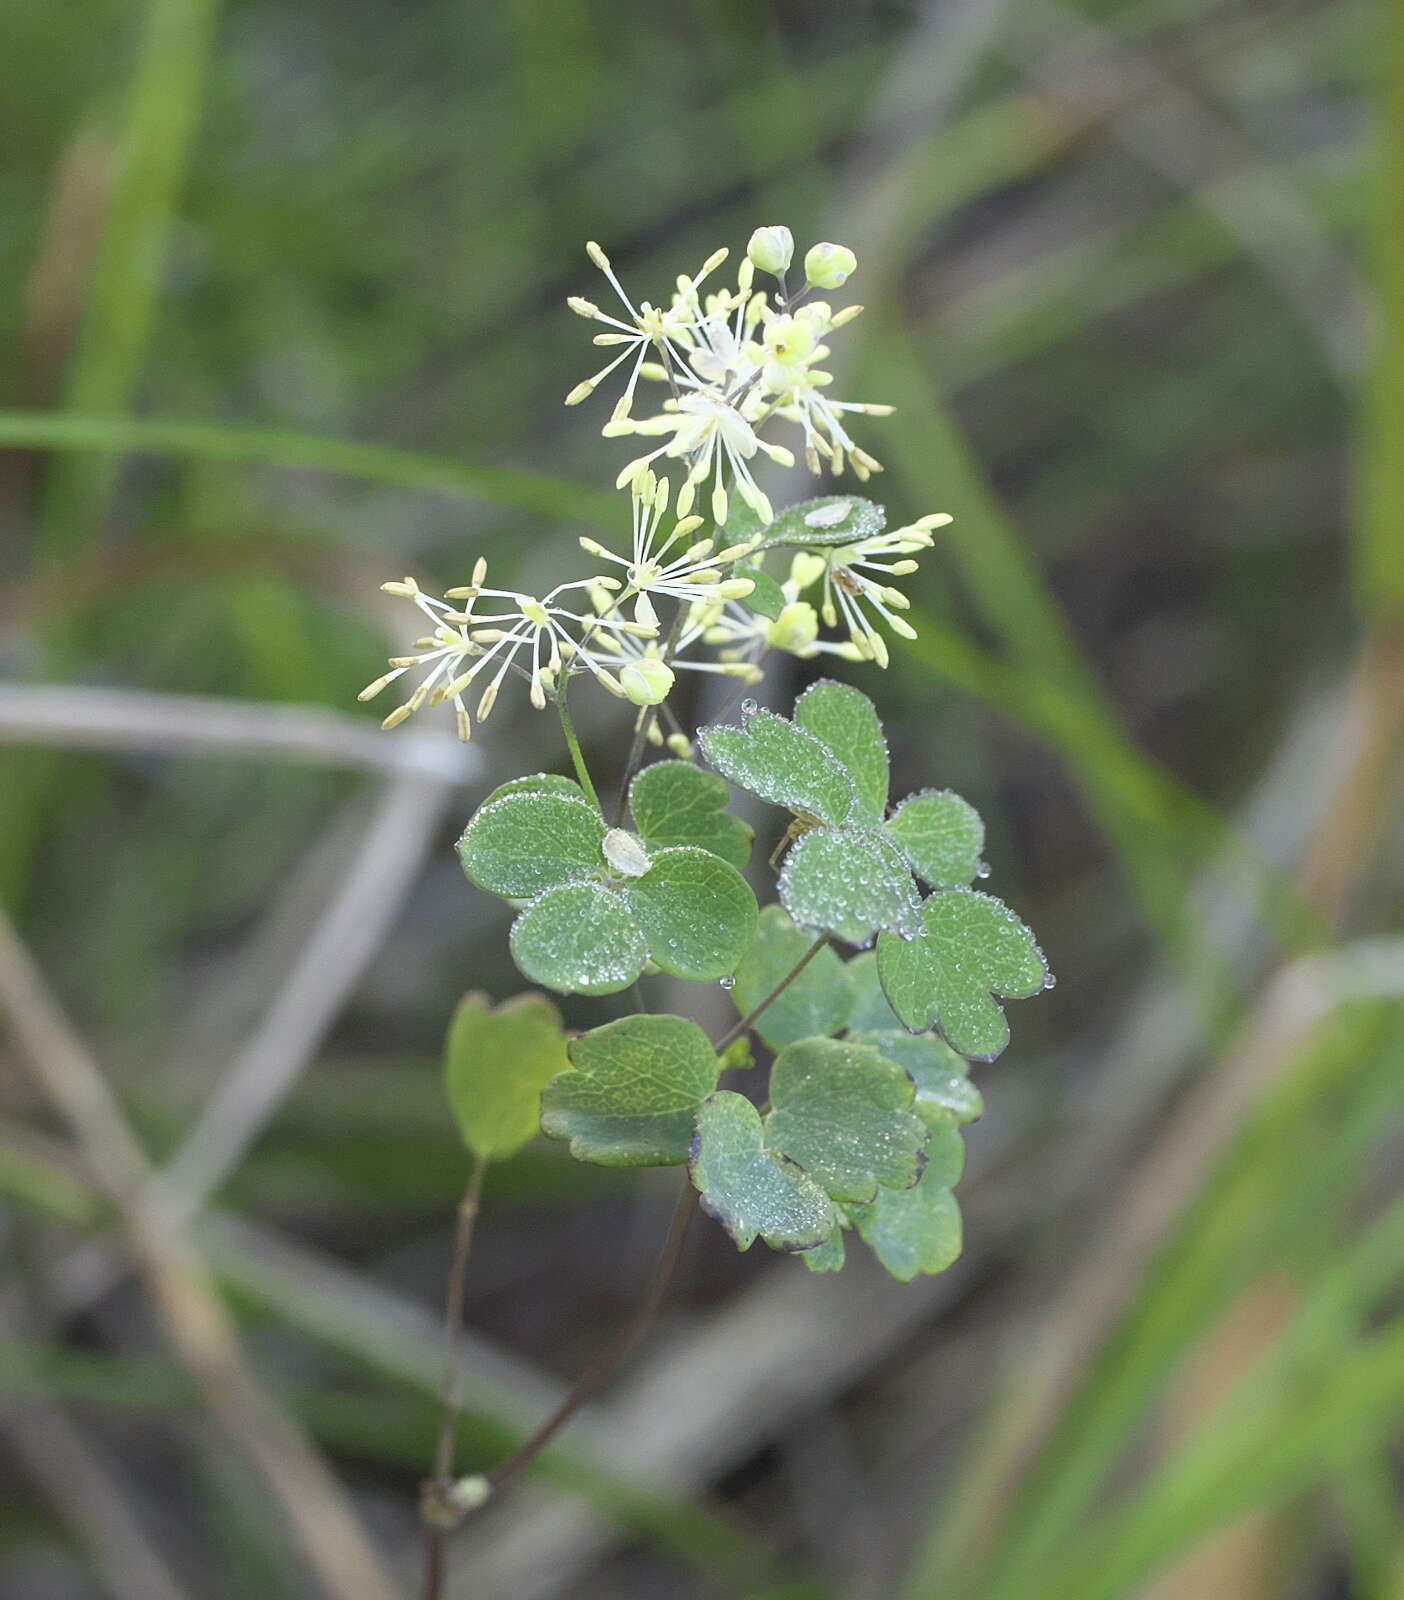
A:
[358,672,398,701]
[565,380,595,405]
[381,704,414,730]
[568,295,600,317]
[717,578,755,600]
[456,707,471,742]
[586,240,610,270]
[380,579,419,597]
[477,681,500,721]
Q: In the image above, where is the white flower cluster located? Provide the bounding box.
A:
[361,228,948,740]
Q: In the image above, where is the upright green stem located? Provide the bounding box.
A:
[554,688,601,811]
[714,932,833,1054]
[613,602,690,826]
[422,1155,488,1600]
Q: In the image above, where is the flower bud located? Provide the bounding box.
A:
[747,225,794,276]
[619,657,675,706]
[804,242,857,289]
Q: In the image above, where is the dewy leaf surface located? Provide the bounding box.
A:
[794,679,889,823]
[444,992,572,1160]
[690,1091,838,1251]
[731,906,853,1052]
[764,1038,928,1204]
[629,761,752,869]
[621,846,757,981]
[877,888,1049,1059]
[778,826,920,947]
[844,951,908,1032]
[459,789,605,899]
[541,1014,719,1167]
[698,707,855,827]
[800,1224,847,1273]
[849,1167,963,1283]
[491,772,591,803]
[886,789,985,889]
[509,881,645,995]
[849,1029,985,1124]
[756,494,886,551]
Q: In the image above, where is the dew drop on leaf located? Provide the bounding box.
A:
[975,860,991,879]
[1043,973,1057,990]
[719,973,737,990]
[740,697,759,716]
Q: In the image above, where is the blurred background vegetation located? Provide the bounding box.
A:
[1,0,1401,1596]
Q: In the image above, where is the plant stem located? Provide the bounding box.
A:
[422,1154,488,1600]
[714,932,833,1054]
[485,1176,695,1494]
[555,688,601,811]
[613,603,690,826]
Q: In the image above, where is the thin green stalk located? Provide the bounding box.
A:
[554,689,600,812]
[714,933,833,1055]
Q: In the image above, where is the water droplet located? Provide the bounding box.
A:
[1043,973,1057,990]
[975,860,991,879]
[740,697,758,716]
[719,974,736,990]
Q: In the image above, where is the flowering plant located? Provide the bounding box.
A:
[364,228,1051,1583]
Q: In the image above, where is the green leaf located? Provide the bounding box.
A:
[794,680,889,823]
[690,1092,838,1252]
[621,846,757,982]
[444,993,571,1160]
[731,906,854,1052]
[491,773,591,803]
[756,494,887,551]
[844,951,908,1032]
[886,789,985,889]
[459,790,605,899]
[849,1169,963,1283]
[849,1030,985,1124]
[736,562,786,621]
[778,827,920,947]
[763,1038,928,1204]
[914,1102,968,1189]
[877,888,1049,1059]
[541,1014,719,1167]
[800,1224,848,1273]
[510,882,645,995]
[629,761,753,869]
[699,707,855,827]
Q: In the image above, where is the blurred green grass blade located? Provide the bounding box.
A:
[1333,1452,1404,1600]
[1031,1176,1404,1600]
[965,1004,1404,1600]
[37,0,223,559]
[1,411,619,529]
[1356,0,1404,620]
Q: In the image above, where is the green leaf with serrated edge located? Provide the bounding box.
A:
[844,951,908,1032]
[737,563,785,621]
[914,1102,967,1188]
[800,1223,848,1273]
[621,846,757,982]
[445,993,571,1160]
[510,882,645,995]
[756,494,886,551]
[629,761,752,869]
[689,1091,838,1251]
[491,773,590,803]
[886,789,985,889]
[794,680,888,823]
[877,888,1049,1060]
[849,1172,962,1283]
[849,1030,984,1124]
[763,1038,927,1204]
[698,708,855,827]
[541,1014,719,1167]
[459,791,605,900]
[731,906,853,1052]
[778,826,920,948]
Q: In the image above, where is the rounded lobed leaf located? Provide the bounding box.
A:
[629,760,753,869]
[698,706,855,827]
[736,563,786,621]
[509,881,645,996]
[622,846,758,982]
[848,1170,963,1283]
[763,1038,928,1204]
[844,951,907,1032]
[876,888,1049,1060]
[848,1029,984,1125]
[731,906,853,1052]
[541,1014,720,1167]
[757,494,887,550]
[794,680,888,824]
[444,992,572,1161]
[886,789,985,889]
[459,790,606,900]
[778,826,920,948]
[490,773,591,803]
[690,1091,838,1252]
[800,1223,847,1273]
